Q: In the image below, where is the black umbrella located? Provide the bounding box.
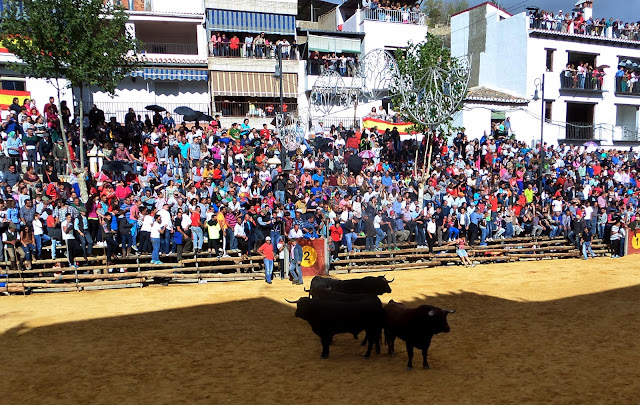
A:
[196,112,214,121]
[145,105,166,113]
[102,160,134,173]
[174,106,195,116]
[347,154,363,174]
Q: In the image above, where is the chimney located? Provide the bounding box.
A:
[576,0,593,20]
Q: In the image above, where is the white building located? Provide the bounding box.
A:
[79,0,210,123]
[451,1,640,147]
[296,0,429,128]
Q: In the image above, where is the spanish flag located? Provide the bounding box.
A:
[362,117,415,135]
[0,90,31,110]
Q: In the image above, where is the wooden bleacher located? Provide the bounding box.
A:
[0,236,609,294]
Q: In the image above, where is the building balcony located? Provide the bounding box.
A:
[361,8,426,26]
[559,73,604,96]
[141,42,199,56]
[614,77,640,97]
[214,101,297,117]
[207,43,299,73]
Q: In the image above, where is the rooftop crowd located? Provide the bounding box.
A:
[1,95,639,282]
[529,9,640,41]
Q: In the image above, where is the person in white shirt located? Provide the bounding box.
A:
[61,212,79,266]
[139,208,155,254]
[373,211,386,250]
[32,211,50,259]
[158,203,173,255]
[150,214,166,264]
[288,223,304,239]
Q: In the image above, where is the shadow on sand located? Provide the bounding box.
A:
[1,285,639,404]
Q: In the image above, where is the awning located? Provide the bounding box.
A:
[130,68,208,81]
[211,71,297,97]
[207,10,296,36]
[307,34,362,54]
[491,111,506,120]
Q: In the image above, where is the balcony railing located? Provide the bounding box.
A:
[362,8,426,25]
[307,58,360,77]
[208,43,298,60]
[214,101,297,117]
[530,21,640,43]
[614,77,640,96]
[559,71,604,92]
[82,102,211,124]
[565,122,594,140]
[140,42,199,55]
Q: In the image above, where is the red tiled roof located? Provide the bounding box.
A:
[465,87,529,104]
[139,55,207,65]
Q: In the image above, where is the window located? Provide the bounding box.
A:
[1,80,25,91]
[546,49,555,72]
[545,101,553,122]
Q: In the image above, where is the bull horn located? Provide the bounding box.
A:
[285,298,300,304]
[443,309,456,314]
[304,288,311,292]
[387,277,395,283]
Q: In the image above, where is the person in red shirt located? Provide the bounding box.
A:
[257,236,275,284]
[260,124,270,139]
[329,222,343,262]
[230,35,240,56]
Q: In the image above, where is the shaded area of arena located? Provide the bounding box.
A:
[1,282,639,404]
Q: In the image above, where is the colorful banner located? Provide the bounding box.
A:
[628,230,640,256]
[362,117,415,135]
[298,238,328,277]
[0,90,31,110]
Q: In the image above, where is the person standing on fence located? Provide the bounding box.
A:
[258,236,275,284]
[61,213,79,268]
[289,238,303,285]
[3,223,27,270]
[582,227,596,260]
[150,214,167,265]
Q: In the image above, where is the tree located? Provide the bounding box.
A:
[1,0,139,200]
[391,34,469,198]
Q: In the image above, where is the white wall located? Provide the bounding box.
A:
[151,0,203,14]
[361,19,428,54]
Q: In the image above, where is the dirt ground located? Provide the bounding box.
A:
[1,256,639,405]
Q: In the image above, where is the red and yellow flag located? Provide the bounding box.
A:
[362,117,415,135]
[0,90,31,110]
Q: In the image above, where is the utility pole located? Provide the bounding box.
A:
[539,74,545,191]
[275,44,289,170]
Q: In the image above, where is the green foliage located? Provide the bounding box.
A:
[422,0,469,26]
[0,0,139,94]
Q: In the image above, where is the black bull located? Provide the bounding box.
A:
[290,296,383,358]
[306,275,394,297]
[384,300,455,370]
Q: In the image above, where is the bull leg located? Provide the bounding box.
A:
[353,332,359,340]
[406,342,414,370]
[364,334,374,358]
[321,336,332,358]
[422,337,433,369]
[374,333,381,354]
[386,334,395,356]
[360,333,368,346]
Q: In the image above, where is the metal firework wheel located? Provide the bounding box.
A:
[310,70,346,115]
[358,49,398,100]
[393,55,470,126]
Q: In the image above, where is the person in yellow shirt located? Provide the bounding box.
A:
[524,184,534,204]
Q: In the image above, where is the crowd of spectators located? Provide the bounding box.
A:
[529,9,640,41]
[615,66,640,94]
[209,32,299,60]
[1,96,639,281]
[362,0,425,25]
[307,51,360,77]
[561,63,606,90]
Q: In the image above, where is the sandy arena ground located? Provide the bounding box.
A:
[1,256,639,404]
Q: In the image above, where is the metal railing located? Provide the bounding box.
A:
[559,71,603,91]
[362,8,426,25]
[208,43,298,59]
[614,77,640,95]
[565,122,594,140]
[140,42,199,55]
[529,20,640,42]
[615,127,640,142]
[213,101,297,117]
[306,58,360,77]
[82,102,211,123]
[310,117,361,131]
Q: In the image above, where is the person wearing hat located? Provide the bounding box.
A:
[3,222,27,270]
[257,235,275,284]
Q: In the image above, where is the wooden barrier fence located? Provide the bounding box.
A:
[0,235,613,294]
